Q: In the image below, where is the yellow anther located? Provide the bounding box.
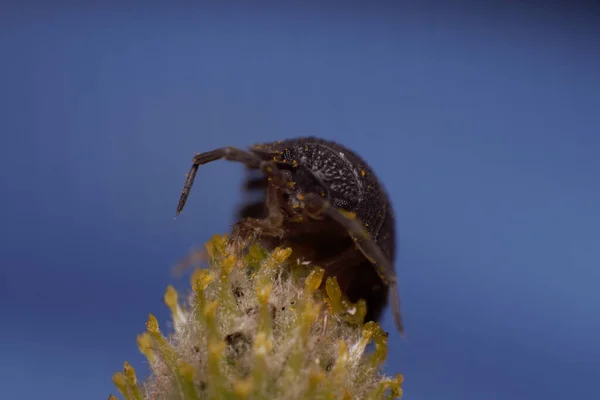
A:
[111,372,127,389]
[221,254,236,278]
[271,247,293,264]
[305,267,325,293]
[145,314,159,334]
[191,269,215,291]
[136,333,154,361]
[325,277,343,314]
[164,285,178,310]
[123,361,137,385]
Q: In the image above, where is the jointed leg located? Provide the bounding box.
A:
[176,147,290,215]
[244,175,268,191]
[233,179,287,240]
[265,177,285,227]
[301,193,405,335]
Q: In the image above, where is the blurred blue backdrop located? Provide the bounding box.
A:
[1,1,599,399]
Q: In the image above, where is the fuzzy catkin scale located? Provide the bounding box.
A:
[110,234,403,400]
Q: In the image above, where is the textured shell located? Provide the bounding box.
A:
[250,137,396,262]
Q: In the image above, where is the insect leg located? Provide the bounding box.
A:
[233,176,288,241]
[244,175,268,191]
[264,177,285,227]
[176,147,289,215]
[234,172,291,241]
[301,193,405,335]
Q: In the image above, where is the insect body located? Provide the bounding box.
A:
[176,137,404,334]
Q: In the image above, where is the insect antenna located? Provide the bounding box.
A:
[176,163,199,215]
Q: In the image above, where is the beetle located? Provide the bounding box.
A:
[176,137,404,334]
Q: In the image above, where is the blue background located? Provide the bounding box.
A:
[1,2,599,399]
